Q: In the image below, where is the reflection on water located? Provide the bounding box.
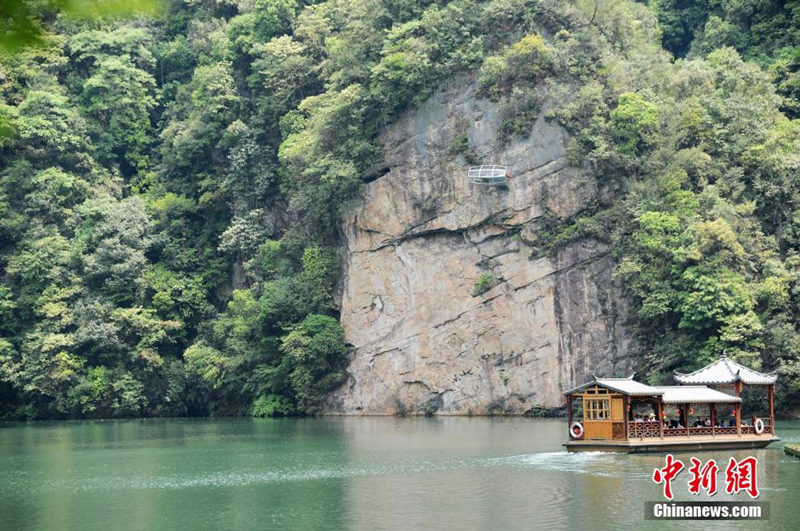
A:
[0,418,797,530]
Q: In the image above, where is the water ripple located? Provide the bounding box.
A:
[7,456,502,493]
[5,451,631,493]
[490,451,628,477]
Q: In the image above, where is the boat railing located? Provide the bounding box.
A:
[742,424,773,435]
[663,427,688,437]
[628,422,772,439]
[627,420,660,438]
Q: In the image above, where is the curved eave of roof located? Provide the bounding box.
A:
[674,357,777,385]
[564,376,664,397]
[674,373,777,385]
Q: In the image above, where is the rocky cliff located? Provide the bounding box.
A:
[326,77,638,415]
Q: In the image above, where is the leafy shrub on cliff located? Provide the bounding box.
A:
[472,273,497,296]
[479,32,554,141]
[479,33,554,100]
[370,0,485,115]
[447,119,480,164]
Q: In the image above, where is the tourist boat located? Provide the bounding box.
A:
[563,355,779,452]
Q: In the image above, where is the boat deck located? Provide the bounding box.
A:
[564,434,779,453]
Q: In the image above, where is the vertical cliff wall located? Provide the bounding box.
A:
[326,78,638,415]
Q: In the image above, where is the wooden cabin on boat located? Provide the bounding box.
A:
[563,355,778,452]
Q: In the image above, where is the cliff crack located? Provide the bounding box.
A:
[352,215,508,253]
[512,249,609,292]
[433,292,505,330]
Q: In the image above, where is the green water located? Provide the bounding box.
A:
[1,418,798,530]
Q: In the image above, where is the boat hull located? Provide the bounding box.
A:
[564,435,779,453]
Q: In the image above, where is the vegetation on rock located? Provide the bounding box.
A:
[1,0,798,418]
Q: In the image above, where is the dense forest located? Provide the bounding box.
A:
[0,0,798,419]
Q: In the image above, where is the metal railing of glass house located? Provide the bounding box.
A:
[467,165,511,186]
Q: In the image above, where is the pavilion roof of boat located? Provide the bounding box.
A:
[564,376,664,397]
[673,354,777,385]
[654,386,741,404]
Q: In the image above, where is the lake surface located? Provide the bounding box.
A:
[0,417,798,530]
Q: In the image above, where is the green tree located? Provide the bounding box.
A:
[81,56,156,173]
[280,314,347,414]
[609,92,660,156]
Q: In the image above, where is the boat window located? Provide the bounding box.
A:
[585,398,609,420]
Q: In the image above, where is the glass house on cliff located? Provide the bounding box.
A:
[467,165,511,186]
[563,355,778,452]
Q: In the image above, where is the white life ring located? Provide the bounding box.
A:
[754,418,765,434]
[570,422,584,439]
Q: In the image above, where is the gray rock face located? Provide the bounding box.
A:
[326,78,638,415]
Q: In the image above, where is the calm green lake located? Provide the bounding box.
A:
[0,417,798,530]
